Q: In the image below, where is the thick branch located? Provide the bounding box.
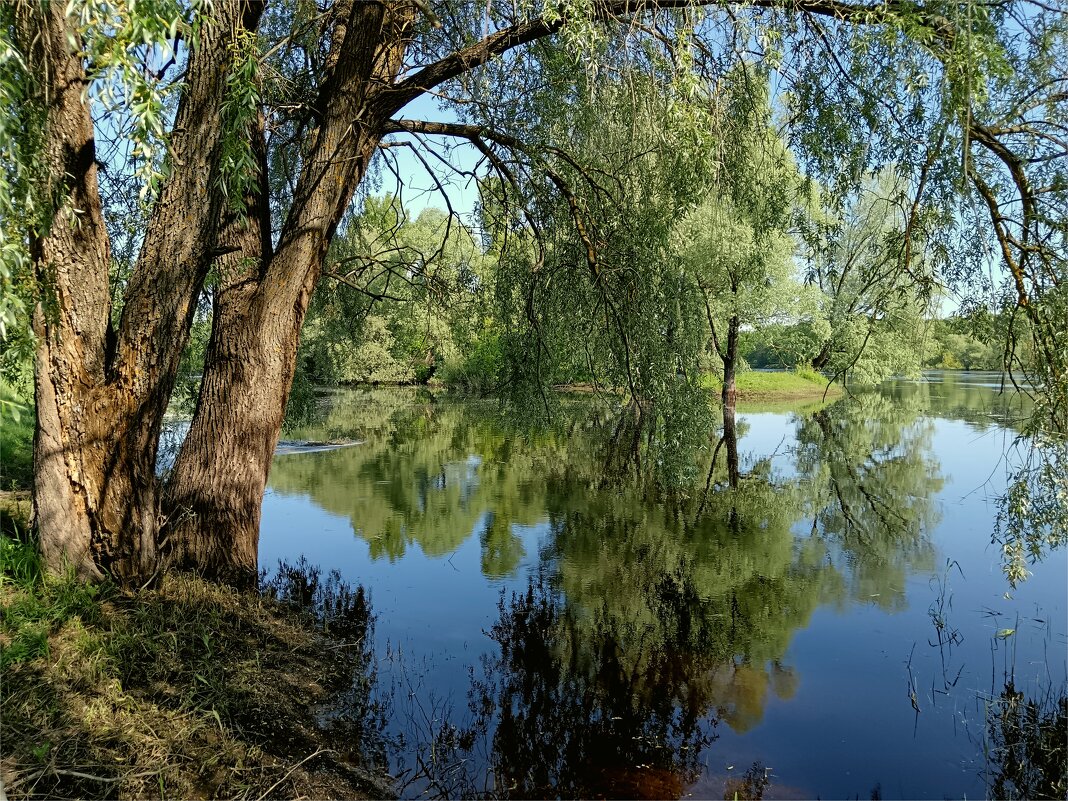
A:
[386,0,955,114]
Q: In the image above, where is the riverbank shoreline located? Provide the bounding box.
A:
[0,538,394,801]
[701,369,843,402]
[549,369,843,403]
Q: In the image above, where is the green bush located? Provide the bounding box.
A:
[441,331,503,393]
[792,364,825,383]
[0,534,40,588]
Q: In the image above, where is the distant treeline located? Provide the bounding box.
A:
[743,312,1026,373]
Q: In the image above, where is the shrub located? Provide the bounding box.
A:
[441,331,503,394]
[793,365,825,383]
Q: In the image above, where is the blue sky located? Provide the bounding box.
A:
[377,94,484,221]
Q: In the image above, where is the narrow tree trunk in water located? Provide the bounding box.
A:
[721,315,740,411]
[720,313,741,489]
[24,1,262,584]
[722,404,740,490]
[164,0,406,584]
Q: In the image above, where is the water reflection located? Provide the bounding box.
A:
[980,679,1068,800]
[794,394,942,610]
[270,394,541,562]
[880,370,1034,431]
[271,391,943,598]
[264,387,970,796]
[470,576,718,800]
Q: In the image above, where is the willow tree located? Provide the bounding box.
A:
[298,197,486,387]
[673,66,800,409]
[795,171,943,385]
[3,0,1064,585]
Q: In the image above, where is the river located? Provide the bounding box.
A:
[257,372,1066,799]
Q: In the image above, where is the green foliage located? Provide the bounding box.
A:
[995,438,1068,587]
[923,327,999,370]
[71,0,200,200]
[300,199,487,389]
[741,322,829,369]
[920,309,1033,373]
[796,171,940,385]
[440,328,504,393]
[488,74,713,427]
[792,364,824,384]
[282,361,319,431]
[218,28,262,213]
[169,311,212,417]
[0,8,39,354]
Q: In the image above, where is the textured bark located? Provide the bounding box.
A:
[162,118,281,586]
[26,1,263,584]
[27,0,113,579]
[162,263,286,587]
[721,314,740,411]
[164,0,410,585]
[811,340,832,371]
[722,405,740,490]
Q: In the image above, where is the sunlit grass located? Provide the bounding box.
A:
[700,366,842,400]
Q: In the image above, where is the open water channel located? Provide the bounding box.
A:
[257,372,1066,799]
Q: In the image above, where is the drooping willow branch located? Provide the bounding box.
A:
[383,117,647,402]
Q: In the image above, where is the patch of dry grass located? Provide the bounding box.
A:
[1,549,392,800]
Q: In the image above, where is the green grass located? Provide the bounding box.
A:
[700,366,843,401]
[0,379,33,490]
[0,540,102,668]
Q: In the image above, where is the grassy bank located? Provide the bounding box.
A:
[0,380,33,490]
[0,540,393,800]
[701,367,842,401]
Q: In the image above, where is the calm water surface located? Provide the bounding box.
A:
[259,372,1066,799]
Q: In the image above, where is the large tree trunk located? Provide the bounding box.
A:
[162,272,302,587]
[163,135,383,587]
[160,115,271,586]
[28,0,114,580]
[164,0,408,585]
[26,1,262,584]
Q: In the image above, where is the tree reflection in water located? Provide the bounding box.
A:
[980,679,1067,800]
[269,388,955,798]
[476,576,713,799]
